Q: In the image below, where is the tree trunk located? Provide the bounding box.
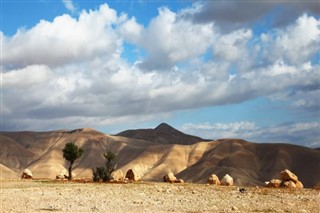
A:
[68,161,74,180]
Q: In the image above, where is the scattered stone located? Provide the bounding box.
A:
[239,188,246,193]
[21,169,33,179]
[56,174,64,180]
[163,172,177,183]
[295,180,304,189]
[175,179,184,183]
[267,179,282,188]
[281,169,298,183]
[2,181,319,212]
[207,174,220,185]
[111,170,124,181]
[125,169,140,181]
[56,170,69,180]
[266,169,303,189]
[282,180,296,188]
[221,174,234,186]
[232,206,238,211]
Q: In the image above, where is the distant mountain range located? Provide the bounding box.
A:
[1,123,319,187]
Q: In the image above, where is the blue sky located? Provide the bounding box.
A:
[1,0,320,147]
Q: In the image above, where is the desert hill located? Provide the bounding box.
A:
[116,123,210,145]
[1,124,320,187]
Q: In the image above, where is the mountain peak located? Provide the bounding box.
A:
[155,123,178,132]
[116,122,209,145]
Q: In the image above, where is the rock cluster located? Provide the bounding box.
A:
[207,174,234,186]
[163,172,184,183]
[266,169,303,188]
[21,169,33,179]
[56,170,69,180]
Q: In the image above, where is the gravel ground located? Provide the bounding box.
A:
[1,180,319,212]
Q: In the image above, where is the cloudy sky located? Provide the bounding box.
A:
[1,0,320,147]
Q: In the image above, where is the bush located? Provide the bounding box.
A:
[92,166,110,182]
[92,150,117,182]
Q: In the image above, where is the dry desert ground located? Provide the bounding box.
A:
[1,180,320,213]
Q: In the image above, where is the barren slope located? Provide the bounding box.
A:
[1,125,319,187]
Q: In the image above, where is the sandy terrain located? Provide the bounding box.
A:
[1,180,319,213]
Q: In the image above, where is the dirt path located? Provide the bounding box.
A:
[1,180,319,212]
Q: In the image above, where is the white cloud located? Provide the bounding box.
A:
[1,1,319,148]
[262,59,297,77]
[182,122,257,139]
[181,121,320,147]
[238,49,319,98]
[118,17,144,44]
[2,65,52,88]
[262,14,320,65]
[134,7,214,70]
[62,0,76,13]
[3,4,120,68]
[212,29,252,62]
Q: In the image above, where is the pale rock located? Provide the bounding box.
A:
[56,169,68,180]
[267,179,282,188]
[295,180,304,189]
[175,179,184,183]
[207,174,220,185]
[282,180,296,188]
[221,174,234,186]
[280,169,298,183]
[21,169,33,179]
[56,174,64,180]
[111,170,124,181]
[163,172,177,183]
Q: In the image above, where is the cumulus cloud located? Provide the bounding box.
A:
[181,122,320,147]
[260,14,320,65]
[2,65,53,88]
[212,28,252,62]
[3,4,120,68]
[1,2,319,146]
[118,16,143,44]
[126,7,214,70]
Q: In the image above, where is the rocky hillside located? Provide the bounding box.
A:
[1,124,320,187]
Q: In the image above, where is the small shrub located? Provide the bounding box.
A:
[92,150,117,182]
[92,168,100,182]
[92,166,110,182]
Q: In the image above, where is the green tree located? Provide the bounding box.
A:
[62,142,84,180]
[92,151,117,182]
